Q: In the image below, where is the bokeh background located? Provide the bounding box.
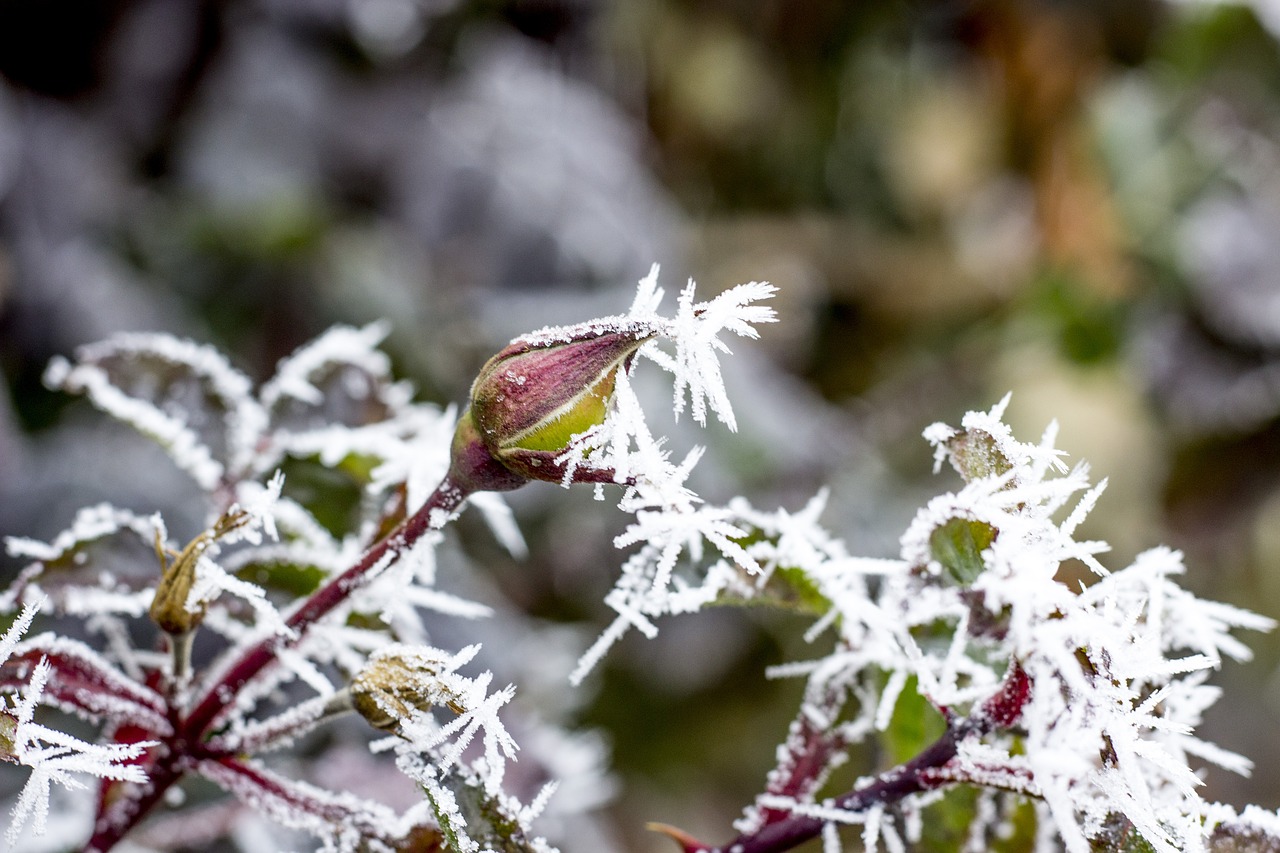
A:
[3,0,1280,849]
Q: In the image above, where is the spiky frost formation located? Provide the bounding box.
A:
[570,395,1273,851]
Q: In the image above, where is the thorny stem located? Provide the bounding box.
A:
[87,477,473,852]
[672,663,1032,853]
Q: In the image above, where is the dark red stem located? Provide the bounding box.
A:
[87,759,184,853]
[694,722,970,853]
[684,663,1032,853]
[86,477,472,852]
[184,477,470,737]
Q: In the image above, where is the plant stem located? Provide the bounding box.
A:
[691,722,971,853]
[184,477,471,739]
[86,759,184,853]
[87,477,471,852]
[682,664,1031,853]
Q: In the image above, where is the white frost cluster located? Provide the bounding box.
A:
[0,602,155,844]
[566,380,1273,850]
[11,320,539,850]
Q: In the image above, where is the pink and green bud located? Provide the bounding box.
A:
[448,328,652,493]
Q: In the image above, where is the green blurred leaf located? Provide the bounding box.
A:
[930,517,997,586]
[278,457,364,539]
[234,561,326,597]
[1031,271,1126,366]
[881,676,945,766]
[772,565,833,613]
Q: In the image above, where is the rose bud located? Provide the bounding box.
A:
[349,646,464,733]
[447,328,653,493]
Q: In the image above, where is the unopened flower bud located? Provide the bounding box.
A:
[349,646,464,733]
[150,537,207,637]
[448,329,652,493]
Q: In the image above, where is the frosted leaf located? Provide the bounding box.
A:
[45,332,268,488]
[260,321,410,434]
[3,504,166,608]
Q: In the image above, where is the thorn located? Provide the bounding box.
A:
[646,822,711,852]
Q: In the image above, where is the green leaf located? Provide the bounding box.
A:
[235,561,326,597]
[930,517,997,586]
[881,676,946,766]
[772,565,833,613]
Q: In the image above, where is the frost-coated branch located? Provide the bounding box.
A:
[188,476,470,732]
[83,478,472,853]
[668,665,1032,853]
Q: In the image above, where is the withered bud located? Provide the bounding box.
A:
[349,645,465,733]
[0,712,18,764]
[149,533,210,637]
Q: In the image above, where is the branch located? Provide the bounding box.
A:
[85,477,472,852]
[182,477,471,739]
[196,755,416,848]
[753,681,851,830]
[667,664,1032,853]
[86,758,183,853]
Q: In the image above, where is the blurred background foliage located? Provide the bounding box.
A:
[3,0,1280,849]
